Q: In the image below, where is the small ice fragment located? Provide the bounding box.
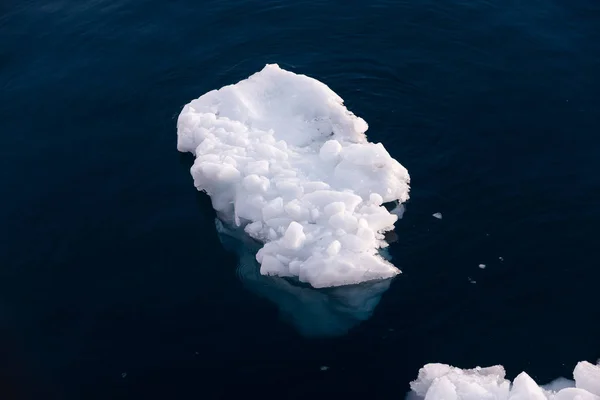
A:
[499,256,504,261]
[432,212,442,219]
[320,366,329,371]
[468,277,476,284]
[282,221,306,250]
[319,140,342,162]
[478,264,486,269]
[369,193,383,205]
[121,372,127,378]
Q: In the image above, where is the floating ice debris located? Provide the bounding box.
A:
[478,264,486,269]
[177,64,410,288]
[408,360,600,399]
[468,277,476,284]
[121,372,127,378]
[432,212,442,220]
[320,366,330,371]
[499,256,504,261]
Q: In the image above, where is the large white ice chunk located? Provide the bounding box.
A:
[408,361,600,400]
[573,361,600,396]
[177,64,410,288]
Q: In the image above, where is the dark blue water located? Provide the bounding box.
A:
[2,0,599,398]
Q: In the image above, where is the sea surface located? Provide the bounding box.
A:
[1,0,599,399]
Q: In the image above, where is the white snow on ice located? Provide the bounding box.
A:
[177,64,410,288]
[433,212,443,219]
[408,360,600,400]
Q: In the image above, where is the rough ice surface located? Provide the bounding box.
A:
[177,64,410,288]
[408,361,600,400]
[433,212,443,219]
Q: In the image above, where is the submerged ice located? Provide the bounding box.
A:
[215,218,393,337]
[408,361,600,400]
[177,64,410,288]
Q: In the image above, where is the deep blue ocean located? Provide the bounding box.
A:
[1,0,599,399]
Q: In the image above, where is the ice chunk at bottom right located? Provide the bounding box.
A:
[408,360,600,400]
[573,361,600,397]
